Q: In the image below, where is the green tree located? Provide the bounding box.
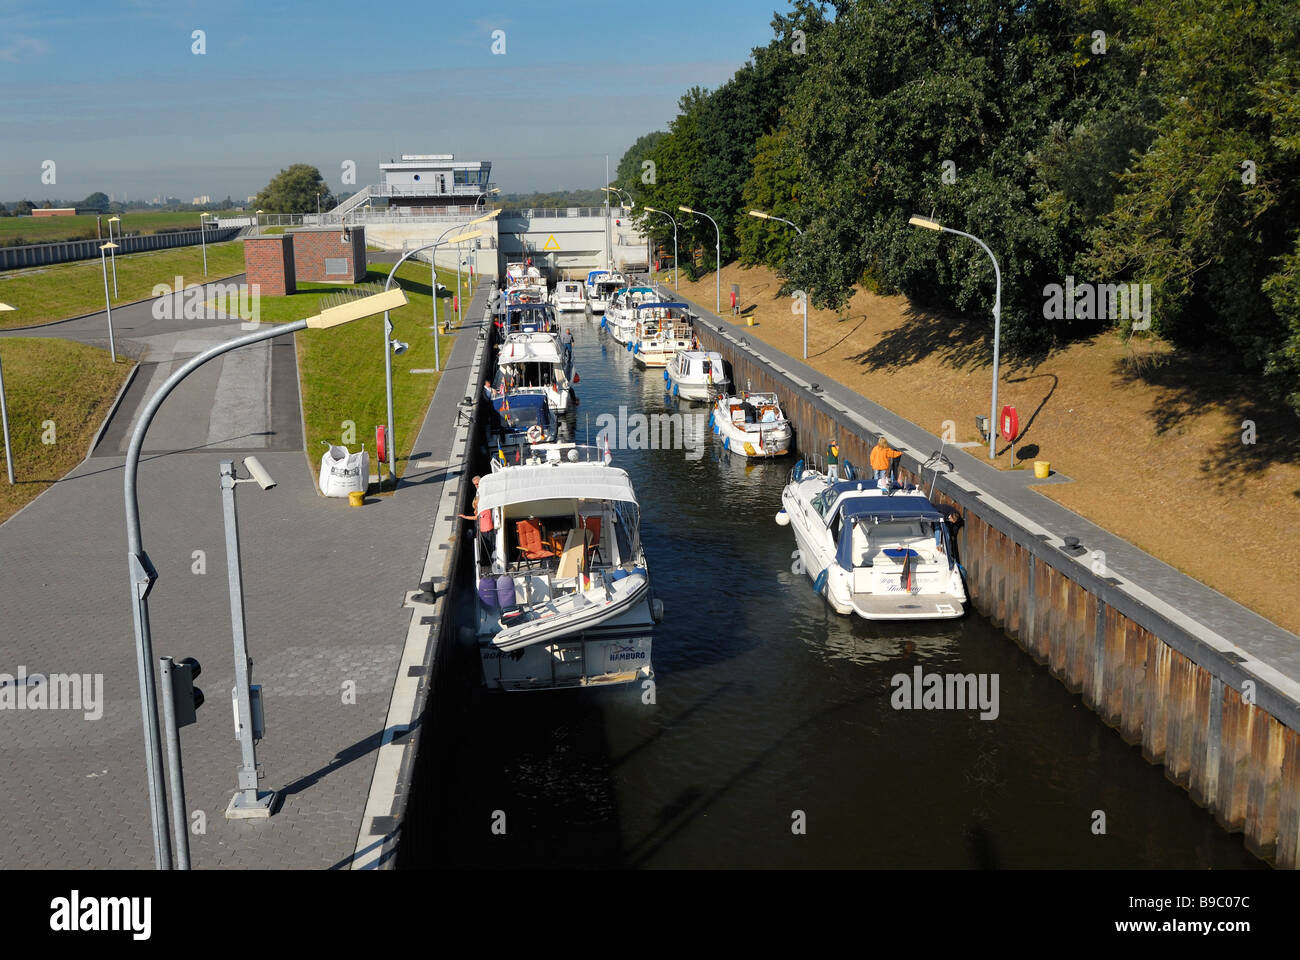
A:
[14,200,34,215]
[254,164,333,214]
[81,192,110,212]
[1084,0,1300,409]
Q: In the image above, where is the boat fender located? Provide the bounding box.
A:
[673,384,679,396]
[812,568,828,596]
[722,437,730,451]
[792,459,805,482]
[526,425,544,443]
[775,509,790,527]
[651,598,665,623]
[844,461,856,481]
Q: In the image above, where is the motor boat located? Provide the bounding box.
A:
[585,270,627,313]
[664,350,728,402]
[711,390,792,457]
[472,443,663,690]
[552,279,587,312]
[776,463,966,620]
[493,331,578,415]
[505,260,546,291]
[494,301,557,342]
[486,392,559,460]
[601,286,657,344]
[629,302,694,367]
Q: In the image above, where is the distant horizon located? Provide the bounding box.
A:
[1,0,783,202]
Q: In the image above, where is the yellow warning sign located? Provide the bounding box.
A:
[542,234,560,251]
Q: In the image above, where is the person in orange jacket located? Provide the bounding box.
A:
[870,436,902,480]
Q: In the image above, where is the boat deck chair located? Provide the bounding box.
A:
[515,518,558,569]
[581,515,603,568]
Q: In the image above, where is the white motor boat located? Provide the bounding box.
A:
[552,279,586,312]
[664,350,728,401]
[629,302,694,368]
[711,390,793,457]
[776,464,966,620]
[602,286,657,344]
[506,260,546,291]
[493,331,577,415]
[472,444,663,690]
[585,270,627,314]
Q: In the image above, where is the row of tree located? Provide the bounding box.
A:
[616,0,1300,415]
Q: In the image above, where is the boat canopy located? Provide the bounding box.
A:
[478,464,639,512]
[586,270,611,283]
[492,393,551,429]
[837,493,946,524]
[636,302,689,311]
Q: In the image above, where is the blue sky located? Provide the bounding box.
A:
[0,0,789,203]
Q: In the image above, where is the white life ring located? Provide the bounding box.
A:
[526,425,544,444]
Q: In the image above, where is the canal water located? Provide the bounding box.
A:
[417,312,1262,869]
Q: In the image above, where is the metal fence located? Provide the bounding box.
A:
[0,226,242,272]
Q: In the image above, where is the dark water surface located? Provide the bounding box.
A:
[417,316,1262,869]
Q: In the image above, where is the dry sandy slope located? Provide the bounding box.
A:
[669,263,1300,635]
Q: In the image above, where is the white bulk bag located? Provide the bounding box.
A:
[319,443,369,497]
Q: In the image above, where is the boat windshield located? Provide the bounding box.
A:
[493,397,550,430]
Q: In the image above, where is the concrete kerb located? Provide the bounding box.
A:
[684,301,1300,735]
[87,358,141,458]
[0,271,247,332]
[349,281,493,869]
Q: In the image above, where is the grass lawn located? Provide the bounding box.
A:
[0,211,214,246]
[0,338,130,524]
[0,241,246,328]
[232,264,459,480]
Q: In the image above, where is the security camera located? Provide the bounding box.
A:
[391,340,409,356]
[243,456,276,490]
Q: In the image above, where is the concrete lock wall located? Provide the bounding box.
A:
[0,227,241,271]
[691,317,1300,869]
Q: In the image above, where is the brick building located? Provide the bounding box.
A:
[242,226,366,297]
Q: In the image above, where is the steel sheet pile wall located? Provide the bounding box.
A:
[694,319,1300,868]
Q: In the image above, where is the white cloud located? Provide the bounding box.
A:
[0,34,49,63]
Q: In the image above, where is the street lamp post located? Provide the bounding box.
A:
[679,206,721,314]
[643,207,678,292]
[100,243,119,362]
[909,214,1002,460]
[122,286,408,868]
[107,216,121,298]
[199,213,209,277]
[0,302,14,484]
[255,209,263,234]
[380,212,496,489]
[749,210,806,357]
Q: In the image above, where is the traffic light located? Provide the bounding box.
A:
[168,656,203,727]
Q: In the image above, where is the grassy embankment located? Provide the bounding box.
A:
[0,241,246,328]
[0,339,129,523]
[0,211,216,246]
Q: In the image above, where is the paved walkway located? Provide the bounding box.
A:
[0,274,489,868]
[673,288,1300,703]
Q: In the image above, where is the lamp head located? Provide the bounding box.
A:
[677,206,693,214]
[908,214,943,231]
[748,210,770,220]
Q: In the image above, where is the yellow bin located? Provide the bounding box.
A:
[1033,460,1050,479]
[348,490,365,507]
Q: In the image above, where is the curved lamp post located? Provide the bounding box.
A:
[679,206,720,314]
[909,214,1002,460]
[380,210,497,489]
[749,210,806,356]
[199,212,210,277]
[107,215,121,298]
[99,243,119,362]
[643,207,679,292]
[123,285,408,868]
